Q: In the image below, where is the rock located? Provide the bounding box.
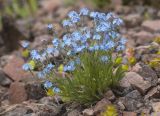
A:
[120,72,151,94]
[40,0,62,13]
[0,70,13,86]
[119,90,143,111]
[104,90,116,101]
[117,101,125,110]
[124,13,142,27]
[137,64,158,86]
[32,21,47,36]
[131,63,142,72]
[145,86,160,99]
[36,104,61,116]
[151,112,160,116]
[1,16,27,52]
[39,97,54,105]
[0,85,8,106]
[126,38,136,48]
[3,106,33,116]
[154,66,160,78]
[9,82,28,104]
[93,98,111,115]
[142,20,160,32]
[56,7,72,20]
[133,31,154,45]
[31,35,52,49]
[3,55,32,81]
[67,109,82,116]
[152,102,160,112]
[16,19,32,39]
[122,111,137,116]
[25,81,46,100]
[0,55,12,68]
[125,90,142,99]
[158,11,160,18]
[83,108,94,116]
[111,0,122,6]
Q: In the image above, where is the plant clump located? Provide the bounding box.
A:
[23,8,127,105]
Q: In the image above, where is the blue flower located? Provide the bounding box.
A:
[37,71,45,78]
[100,56,108,62]
[116,45,125,51]
[82,27,91,39]
[63,34,72,46]
[104,34,110,40]
[97,13,107,21]
[90,12,98,19]
[67,50,75,56]
[113,18,123,26]
[71,31,81,41]
[93,34,101,40]
[106,12,114,20]
[46,63,55,70]
[109,31,120,39]
[80,8,89,16]
[119,38,127,45]
[103,41,115,50]
[31,50,41,60]
[53,87,60,93]
[47,24,53,30]
[93,44,99,51]
[80,35,88,43]
[22,63,32,71]
[21,40,30,48]
[64,61,75,72]
[44,81,52,88]
[43,63,54,74]
[62,20,72,27]
[74,45,86,53]
[96,22,110,32]
[52,38,60,47]
[46,47,55,54]
[68,11,80,23]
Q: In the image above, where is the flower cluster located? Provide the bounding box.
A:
[23,8,126,96]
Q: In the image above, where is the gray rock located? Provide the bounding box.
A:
[145,86,160,99]
[137,64,158,86]
[67,109,82,116]
[104,90,115,101]
[25,81,46,100]
[0,70,12,86]
[124,13,142,27]
[3,107,33,116]
[1,16,27,52]
[119,90,143,111]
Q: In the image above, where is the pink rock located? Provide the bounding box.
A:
[133,31,154,44]
[142,20,160,32]
[94,98,111,115]
[3,55,32,81]
[122,111,137,116]
[9,82,28,104]
[120,72,151,94]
